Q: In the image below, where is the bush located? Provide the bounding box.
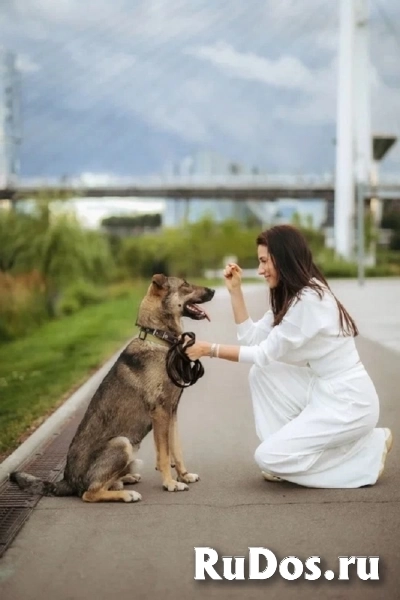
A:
[57,280,106,316]
[365,265,399,277]
[376,249,400,275]
[106,281,138,300]
[316,248,400,279]
[318,261,358,278]
[118,218,263,279]
[0,271,48,341]
[58,296,81,316]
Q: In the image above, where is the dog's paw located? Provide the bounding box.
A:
[178,472,200,484]
[121,474,141,484]
[123,490,142,502]
[163,480,189,492]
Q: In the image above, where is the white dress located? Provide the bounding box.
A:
[237,285,386,488]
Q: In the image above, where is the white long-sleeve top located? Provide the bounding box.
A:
[237,286,361,379]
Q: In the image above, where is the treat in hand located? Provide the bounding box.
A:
[223,263,242,291]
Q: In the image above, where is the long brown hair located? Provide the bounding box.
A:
[256,225,358,337]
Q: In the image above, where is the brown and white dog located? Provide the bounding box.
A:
[10,274,214,502]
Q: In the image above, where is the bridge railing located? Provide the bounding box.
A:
[2,173,337,190]
[2,173,400,193]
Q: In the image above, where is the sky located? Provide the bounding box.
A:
[1,0,400,225]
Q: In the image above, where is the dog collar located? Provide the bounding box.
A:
[137,327,179,346]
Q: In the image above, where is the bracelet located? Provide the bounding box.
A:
[210,343,221,358]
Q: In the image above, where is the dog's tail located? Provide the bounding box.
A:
[9,471,74,497]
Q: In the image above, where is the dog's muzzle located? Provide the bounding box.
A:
[183,288,215,321]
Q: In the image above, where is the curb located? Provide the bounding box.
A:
[0,346,124,484]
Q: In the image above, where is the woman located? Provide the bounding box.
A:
[184,225,393,488]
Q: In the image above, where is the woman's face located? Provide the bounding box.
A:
[257,245,279,288]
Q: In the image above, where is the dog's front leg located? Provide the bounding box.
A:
[152,406,188,492]
[170,412,200,484]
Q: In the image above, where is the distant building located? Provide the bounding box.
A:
[163,150,258,227]
[271,198,327,229]
[0,48,21,187]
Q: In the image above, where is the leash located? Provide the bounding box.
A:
[166,332,205,389]
[137,326,205,389]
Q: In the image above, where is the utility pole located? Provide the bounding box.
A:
[335,0,372,287]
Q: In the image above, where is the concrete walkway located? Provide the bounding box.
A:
[0,279,399,600]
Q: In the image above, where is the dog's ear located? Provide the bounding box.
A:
[151,274,168,290]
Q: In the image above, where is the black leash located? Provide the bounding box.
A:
[166,332,205,388]
[137,327,204,388]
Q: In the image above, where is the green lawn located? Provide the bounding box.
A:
[0,284,149,459]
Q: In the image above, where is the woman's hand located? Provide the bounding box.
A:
[223,263,242,293]
[183,340,210,361]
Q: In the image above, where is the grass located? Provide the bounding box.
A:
[0,283,149,459]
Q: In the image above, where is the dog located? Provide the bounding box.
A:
[10,274,215,503]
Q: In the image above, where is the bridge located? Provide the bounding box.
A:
[2,174,400,202]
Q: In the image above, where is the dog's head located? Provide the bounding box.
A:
[137,274,215,335]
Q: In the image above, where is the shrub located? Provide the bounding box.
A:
[57,280,106,316]
[58,296,81,316]
[318,261,358,278]
[0,271,48,341]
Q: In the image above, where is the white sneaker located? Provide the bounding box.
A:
[378,428,393,480]
[261,471,282,482]
[385,428,394,453]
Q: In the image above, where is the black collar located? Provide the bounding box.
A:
[137,326,179,345]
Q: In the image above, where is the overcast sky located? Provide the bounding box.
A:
[1,0,400,182]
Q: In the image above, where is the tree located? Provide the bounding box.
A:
[1,197,115,317]
[30,213,114,315]
[101,213,162,233]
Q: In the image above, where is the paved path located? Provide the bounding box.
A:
[329,278,400,354]
[0,280,399,599]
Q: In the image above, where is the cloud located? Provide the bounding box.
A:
[187,42,317,90]
[187,41,337,127]
[15,53,40,72]
[0,0,399,177]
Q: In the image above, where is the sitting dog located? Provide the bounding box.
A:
[10,274,215,503]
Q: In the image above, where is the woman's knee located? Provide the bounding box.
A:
[254,438,304,475]
[254,441,276,471]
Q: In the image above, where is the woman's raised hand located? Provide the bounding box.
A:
[223,263,242,292]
